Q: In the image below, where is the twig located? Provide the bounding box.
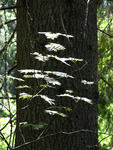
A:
[99,75,113,90]
[98,27,113,38]
[0,0,8,10]
[0,102,12,113]
[0,19,16,29]
[0,26,17,55]
[12,129,113,150]
[0,97,16,99]
[8,64,17,75]
[0,5,23,11]
[0,131,12,150]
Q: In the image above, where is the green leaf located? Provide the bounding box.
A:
[40,84,54,88]
[45,110,58,115]
[19,122,46,130]
[16,85,31,89]
[32,124,45,130]
[51,56,83,66]
[8,75,24,82]
[45,110,67,117]
[63,107,72,112]
[66,90,73,93]
[57,112,67,117]
[19,93,32,100]
[48,106,72,112]
[31,52,83,66]
[23,75,34,78]
[24,74,44,79]
[68,57,83,62]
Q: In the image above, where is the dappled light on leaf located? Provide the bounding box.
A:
[39,95,55,105]
[24,74,45,79]
[44,71,74,78]
[31,52,49,62]
[45,110,67,117]
[19,93,32,100]
[18,69,41,74]
[8,75,24,82]
[66,90,73,93]
[45,77,61,85]
[45,43,65,51]
[19,122,46,130]
[16,85,31,89]
[81,80,94,85]
[57,94,93,104]
[74,96,93,104]
[38,32,74,39]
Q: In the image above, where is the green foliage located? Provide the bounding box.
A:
[98,1,113,149]
[0,1,17,149]
[45,110,67,117]
[18,32,87,110]
[20,122,47,130]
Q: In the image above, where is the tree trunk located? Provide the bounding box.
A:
[16,0,98,150]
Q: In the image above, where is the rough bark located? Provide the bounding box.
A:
[16,0,98,150]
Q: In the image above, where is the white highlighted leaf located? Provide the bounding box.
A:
[45,43,65,51]
[19,93,32,99]
[38,32,74,40]
[18,69,41,74]
[81,80,94,85]
[44,71,74,78]
[8,75,24,82]
[45,77,61,85]
[40,95,55,105]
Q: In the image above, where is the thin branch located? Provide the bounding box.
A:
[0,131,12,150]
[12,131,62,150]
[0,26,17,55]
[97,27,113,38]
[62,129,111,135]
[0,97,16,99]
[0,5,23,11]
[12,129,113,150]
[0,102,12,113]
[99,75,113,90]
[0,19,17,29]
[8,64,17,75]
[0,0,8,10]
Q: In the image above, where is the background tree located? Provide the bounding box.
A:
[0,1,17,149]
[1,0,113,150]
[15,0,98,150]
[98,0,113,149]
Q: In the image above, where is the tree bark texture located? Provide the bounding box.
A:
[16,0,98,150]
